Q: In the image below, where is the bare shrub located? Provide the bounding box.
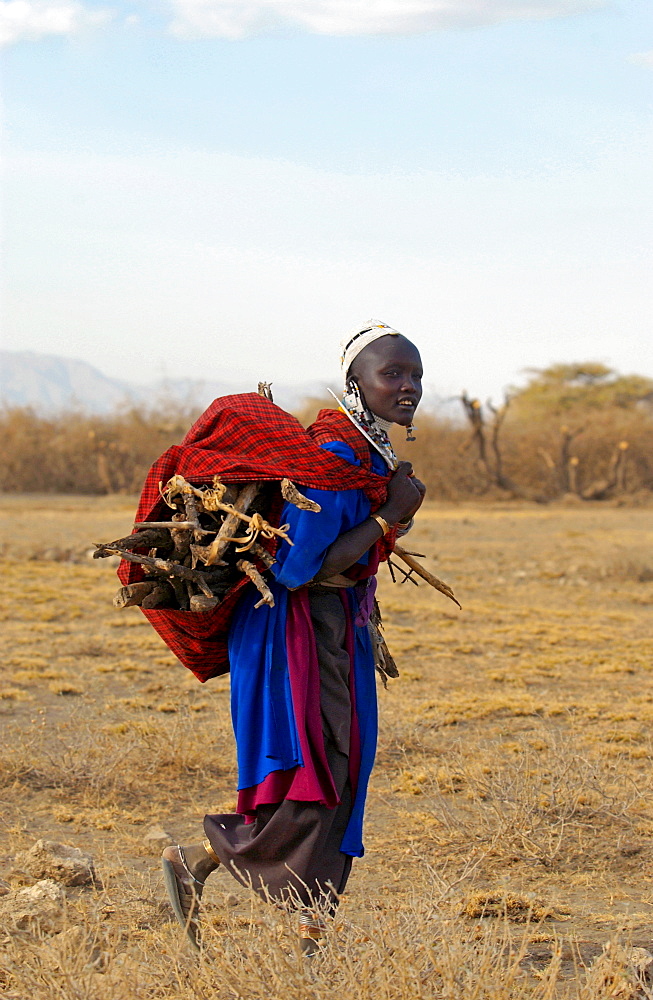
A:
[2,888,649,999]
[0,403,199,494]
[596,555,653,583]
[0,712,227,805]
[397,364,653,502]
[396,402,653,502]
[408,731,648,874]
[0,890,622,1000]
[2,363,652,500]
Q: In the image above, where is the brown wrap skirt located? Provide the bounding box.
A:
[204,587,355,911]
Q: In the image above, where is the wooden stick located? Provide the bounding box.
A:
[181,490,205,541]
[169,575,189,610]
[170,533,191,563]
[392,544,461,609]
[205,482,260,566]
[189,594,221,612]
[141,583,174,609]
[237,559,274,609]
[280,479,321,512]
[248,542,276,569]
[101,546,214,598]
[113,581,159,608]
[94,528,172,559]
[133,520,213,541]
[134,521,198,530]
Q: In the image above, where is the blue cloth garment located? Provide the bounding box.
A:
[227,440,385,856]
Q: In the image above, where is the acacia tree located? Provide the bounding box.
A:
[509,363,653,417]
[460,363,653,501]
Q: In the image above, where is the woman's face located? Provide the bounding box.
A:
[350,335,423,426]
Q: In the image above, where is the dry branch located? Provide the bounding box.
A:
[100,547,214,597]
[113,581,159,609]
[237,559,275,609]
[248,542,276,569]
[203,482,261,566]
[369,600,399,688]
[581,441,629,500]
[141,583,174,608]
[94,528,172,558]
[393,544,461,609]
[189,594,221,612]
[568,455,580,494]
[133,520,200,530]
[460,393,548,503]
[97,470,285,615]
[559,425,584,494]
[459,392,489,472]
[280,479,322,512]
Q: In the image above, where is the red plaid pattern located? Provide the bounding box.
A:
[309,407,399,558]
[118,395,396,682]
[308,407,377,466]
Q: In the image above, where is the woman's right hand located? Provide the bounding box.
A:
[379,462,422,525]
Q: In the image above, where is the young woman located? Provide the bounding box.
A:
[162,321,425,952]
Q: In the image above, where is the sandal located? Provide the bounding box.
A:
[161,845,205,951]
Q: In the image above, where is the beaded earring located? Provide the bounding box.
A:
[406,423,416,442]
[329,378,399,470]
[343,377,367,420]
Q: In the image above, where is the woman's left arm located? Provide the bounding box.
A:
[314,463,422,581]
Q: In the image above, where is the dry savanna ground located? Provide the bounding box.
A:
[1,493,653,999]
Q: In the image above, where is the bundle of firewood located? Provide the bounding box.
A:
[93,474,321,612]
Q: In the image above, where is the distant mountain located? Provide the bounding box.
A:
[0,351,327,414]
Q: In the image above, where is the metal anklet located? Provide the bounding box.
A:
[299,910,326,939]
[202,837,221,866]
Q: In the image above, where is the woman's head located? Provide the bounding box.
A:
[342,322,423,427]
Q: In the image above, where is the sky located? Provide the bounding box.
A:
[1,0,652,405]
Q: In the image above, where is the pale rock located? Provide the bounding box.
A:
[0,879,66,934]
[142,825,174,851]
[18,879,65,904]
[15,839,96,887]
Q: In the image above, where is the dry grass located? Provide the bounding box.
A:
[2,494,653,998]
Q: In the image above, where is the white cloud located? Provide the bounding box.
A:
[0,0,110,46]
[629,50,653,67]
[166,0,605,39]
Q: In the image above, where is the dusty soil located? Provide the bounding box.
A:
[1,493,653,996]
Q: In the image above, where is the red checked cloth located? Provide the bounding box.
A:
[309,408,400,561]
[118,394,394,682]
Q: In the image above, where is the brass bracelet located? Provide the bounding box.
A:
[371,513,391,536]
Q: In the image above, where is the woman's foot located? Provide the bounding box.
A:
[161,843,218,951]
[182,841,220,883]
